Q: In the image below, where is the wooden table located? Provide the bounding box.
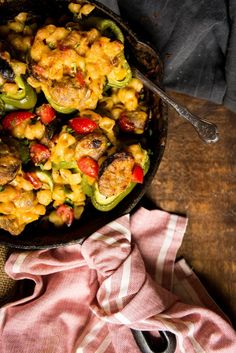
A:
[0,92,235,326]
[147,92,236,326]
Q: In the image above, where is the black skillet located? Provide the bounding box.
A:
[0,0,168,249]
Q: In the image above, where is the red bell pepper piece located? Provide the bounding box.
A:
[118,114,135,132]
[75,71,85,87]
[1,111,36,130]
[36,104,56,125]
[69,117,98,134]
[30,143,51,165]
[56,204,74,227]
[77,156,99,178]
[132,164,144,183]
[24,172,43,189]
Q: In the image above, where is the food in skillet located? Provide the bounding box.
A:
[0,138,21,185]
[0,105,149,235]
[27,10,131,113]
[0,42,37,114]
[28,24,129,113]
[0,3,151,235]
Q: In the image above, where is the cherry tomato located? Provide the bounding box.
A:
[56,204,74,227]
[1,111,36,130]
[30,143,51,165]
[132,165,144,184]
[76,71,85,87]
[69,117,98,134]
[36,104,56,125]
[77,156,99,178]
[24,172,42,189]
[118,114,135,132]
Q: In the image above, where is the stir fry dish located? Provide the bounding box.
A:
[0,3,151,235]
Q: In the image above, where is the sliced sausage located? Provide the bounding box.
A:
[75,132,108,161]
[119,110,148,133]
[0,140,21,185]
[98,152,135,197]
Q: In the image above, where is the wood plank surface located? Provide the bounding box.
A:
[146,92,236,325]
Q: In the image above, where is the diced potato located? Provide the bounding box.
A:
[126,144,147,165]
[67,184,86,204]
[15,12,28,23]
[0,186,19,203]
[49,210,64,227]
[74,206,84,220]
[111,106,123,120]
[0,202,15,214]
[52,170,64,184]
[80,4,95,16]
[117,87,138,111]
[17,212,39,225]
[43,160,52,171]
[13,191,35,209]
[127,78,143,92]
[10,175,34,191]
[24,121,46,140]
[8,21,24,33]
[37,190,52,206]
[68,3,81,14]
[34,204,46,215]
[52,185,66,203]
[99,117,115,132]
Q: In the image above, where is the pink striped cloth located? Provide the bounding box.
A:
[0,207,235,353]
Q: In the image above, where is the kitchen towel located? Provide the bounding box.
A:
[0,207,235,352]
[101,0,236,112]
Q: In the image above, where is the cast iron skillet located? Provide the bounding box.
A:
[0,0,168,249]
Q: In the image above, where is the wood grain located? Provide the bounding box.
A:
[147,92,236,325]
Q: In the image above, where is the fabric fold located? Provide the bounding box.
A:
[99,0,236,111]
[0,207,235,353]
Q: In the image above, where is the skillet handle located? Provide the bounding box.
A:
[131,330,176,353]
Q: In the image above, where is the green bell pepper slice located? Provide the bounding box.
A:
[83,17,125,43]
[106,53,132,88]
[81,174,93,197]
[43,88,76,114]
[82,17,132,88]
[91,180,137,211]
[52,161,78,170]
[0,76,37,111]
[90,154,150,212]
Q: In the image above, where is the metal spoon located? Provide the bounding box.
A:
[133,68,219,143]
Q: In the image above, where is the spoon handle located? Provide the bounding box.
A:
[133,68,219,143]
